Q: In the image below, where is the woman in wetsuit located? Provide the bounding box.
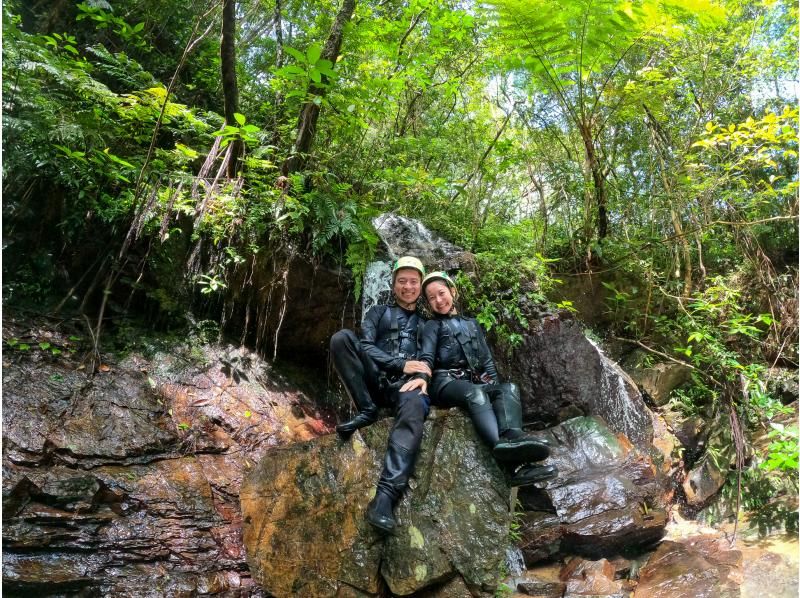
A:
[402,271,556,486]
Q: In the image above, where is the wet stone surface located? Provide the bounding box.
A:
[517,417,669,565]
[2,317,334,597]
[241,409,510,597]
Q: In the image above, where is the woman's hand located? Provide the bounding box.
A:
[400,377,428,395]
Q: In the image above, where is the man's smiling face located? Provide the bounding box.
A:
[393,268,422,309]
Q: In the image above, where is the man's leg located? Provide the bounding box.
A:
[366,389,429,534]
[330,330,379,434]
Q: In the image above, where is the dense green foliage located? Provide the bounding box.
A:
[3,0,797,521]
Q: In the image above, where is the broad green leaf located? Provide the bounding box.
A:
[284,47,305,63]
[306,43,322,65]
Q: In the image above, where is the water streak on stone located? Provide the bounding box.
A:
[587,337,651,446]
[361,260,392,321]
[505,546,526,576]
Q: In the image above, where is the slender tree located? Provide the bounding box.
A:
[280,0,356,176]
[221,0,241,178]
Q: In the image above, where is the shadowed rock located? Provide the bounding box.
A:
[497,315,654,449]
[2,317,333,596]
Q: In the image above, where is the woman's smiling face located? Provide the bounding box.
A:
[425,280,454,315]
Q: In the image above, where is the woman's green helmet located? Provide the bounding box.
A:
[421,271,457,293]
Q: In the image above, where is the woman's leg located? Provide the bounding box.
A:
[436,379,499,447]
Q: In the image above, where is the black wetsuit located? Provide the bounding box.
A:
[330,304,429,504]
[419,314,519,447]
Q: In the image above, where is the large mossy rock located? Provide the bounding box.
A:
[517,417,668,564]
[240,409,511,597]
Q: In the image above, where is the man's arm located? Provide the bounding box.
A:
[360,306,406,374]
[415,319,440,381]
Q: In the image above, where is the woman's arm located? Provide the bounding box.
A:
[417,319,440,375]
[475,320,499,383]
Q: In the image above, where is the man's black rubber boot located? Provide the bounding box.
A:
[336,405,379,435]
[508,464,558,487]
[366,488,397,534]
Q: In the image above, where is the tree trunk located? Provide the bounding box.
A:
[221,0,241,179]
[280,0,356,176]
[271,0,284,148]
[643,105,692,298]
[578,121,608,241]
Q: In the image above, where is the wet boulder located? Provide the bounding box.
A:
[625,359,692,407]
[517,417,668,564]
[2,317,333,596]
[560,557,626,597]
[372,213,463,268]
[496,315,654,449]
[681,411,737,509]
[241,409,512,597]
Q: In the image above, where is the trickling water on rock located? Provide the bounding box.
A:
[372,213,461,261]
[505,546,526,576]
[589,338,653,448]
[361,260,393,319]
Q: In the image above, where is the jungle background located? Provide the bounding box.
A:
[3,0,798,546]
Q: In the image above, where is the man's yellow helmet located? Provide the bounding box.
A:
[392,256,425,281]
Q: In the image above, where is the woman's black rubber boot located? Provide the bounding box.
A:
[490,384,551,463]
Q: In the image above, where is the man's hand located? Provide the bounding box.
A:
[400,378,428,395]
[402,360,431,375]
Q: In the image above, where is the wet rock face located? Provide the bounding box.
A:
[241,409,511,597]
[226,252,358,364]
[517,417,668,564]
[3,318,334,596]
[372,214,462,266]
[634,536,743,597]
[496,315,654,448]
[625,361,692,407]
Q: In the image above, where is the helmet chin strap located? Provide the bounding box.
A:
[396,297,417,310]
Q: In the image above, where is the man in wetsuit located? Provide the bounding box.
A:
[329,256,430,534]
